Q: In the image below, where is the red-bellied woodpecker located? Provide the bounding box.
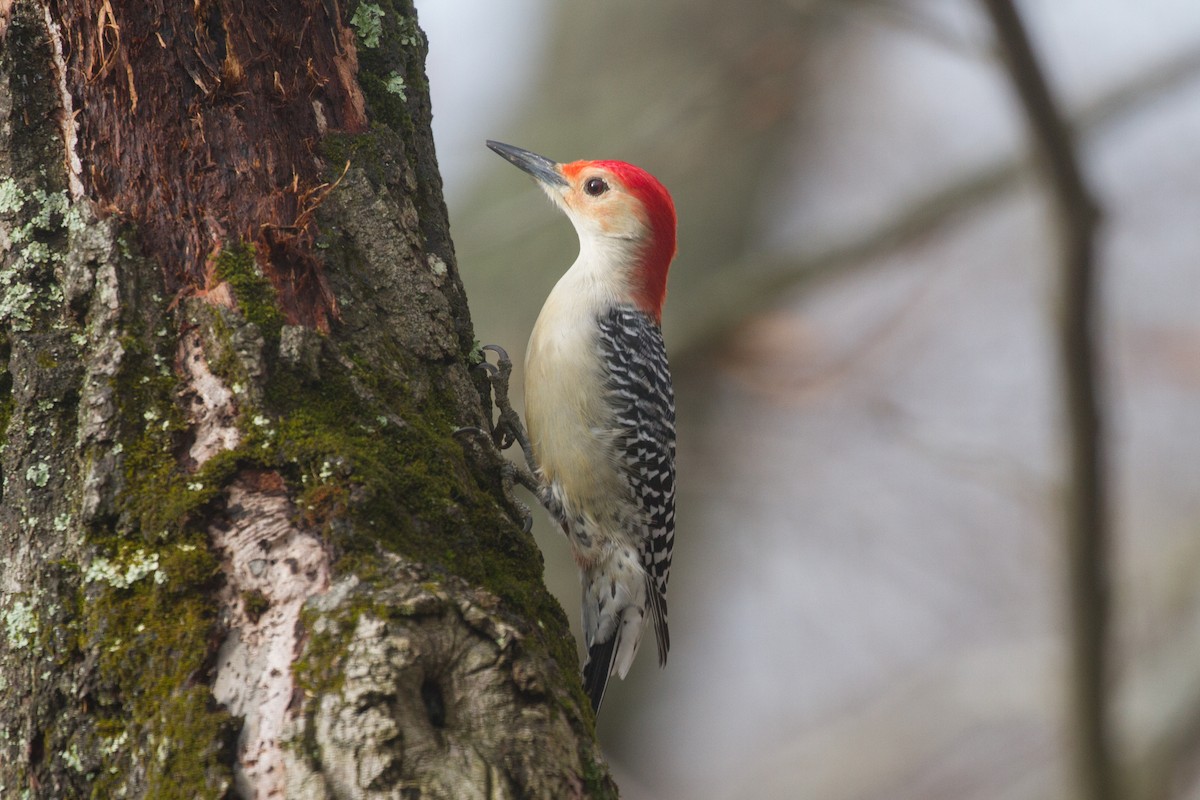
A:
[486,140,677,713]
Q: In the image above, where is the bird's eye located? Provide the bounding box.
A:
[584,177,609,197]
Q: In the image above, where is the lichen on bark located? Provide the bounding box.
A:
[0,1,618,797]
[284,566,594,799]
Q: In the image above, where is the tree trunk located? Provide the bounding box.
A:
[0,2,613,798]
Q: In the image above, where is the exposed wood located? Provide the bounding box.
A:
[53,0,369,330]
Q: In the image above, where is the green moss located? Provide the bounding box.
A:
[82,271,273,797]
[242,589,270,622]
[579,750,620,800]
[358,71,411,136]
[293,601,363,700]
[2,596,40,650]
[320,123,407,189]
[274,367,494,572]
[113,334,199,537]
[0,176,24,214]
[90,223,575,780]
[81,289,236,796]
[144,685,237,799]
[83,533,232,799]
[1,10,237,795]
[195,304,257,405]
[213,243,284,342]
[320,2,428,184]
[247,301,579,673]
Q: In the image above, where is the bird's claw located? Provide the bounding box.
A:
[459,343,547,533]
[482,343,511,361]
[476,343,538,475]
[456,425,537,532]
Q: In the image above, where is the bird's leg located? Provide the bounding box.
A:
[498,462,536,533]
[454,344,544,532]
[453,418,539,532]
[479,345,539,477]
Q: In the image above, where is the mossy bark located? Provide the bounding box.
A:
[0,2,615,798]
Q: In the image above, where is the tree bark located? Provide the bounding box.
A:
[0,2,613,798]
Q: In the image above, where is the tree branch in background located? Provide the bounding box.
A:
[978,2,1114,800]
[678,40,1200,359]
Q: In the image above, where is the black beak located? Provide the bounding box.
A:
[487,140,568,188]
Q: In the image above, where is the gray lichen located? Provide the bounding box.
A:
[285,565,593,800]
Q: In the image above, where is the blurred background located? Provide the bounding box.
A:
[412,1,1200,797]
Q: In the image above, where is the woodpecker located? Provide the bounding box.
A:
[486,140,677,713]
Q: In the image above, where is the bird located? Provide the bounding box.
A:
[486,140,678,713]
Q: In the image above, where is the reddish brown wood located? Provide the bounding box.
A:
[55,0,367,330]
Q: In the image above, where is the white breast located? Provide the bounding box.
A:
[524,259,630,526]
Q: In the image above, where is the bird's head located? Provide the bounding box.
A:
[487,140,677,321]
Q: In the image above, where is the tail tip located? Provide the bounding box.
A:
[583,636,618,714]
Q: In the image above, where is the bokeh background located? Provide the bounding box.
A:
[412,1,1200,797]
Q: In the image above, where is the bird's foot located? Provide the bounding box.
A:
[454,423,540,532]
[454,344,543,532]
[477,344,539,475]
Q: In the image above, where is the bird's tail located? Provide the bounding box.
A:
[581,555,657,713]
[583,635,619,713]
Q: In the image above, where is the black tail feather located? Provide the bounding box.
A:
[583,635,619,714]
[646,574,670,667]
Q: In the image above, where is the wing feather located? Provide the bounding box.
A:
[597,305,676,664]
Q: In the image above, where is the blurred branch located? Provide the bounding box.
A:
[678,38,1200,357]
[979,4,1114,800]
[678,156,1011,354]
[849,0,988,55]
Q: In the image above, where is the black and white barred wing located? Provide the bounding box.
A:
[598,304,676,664]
